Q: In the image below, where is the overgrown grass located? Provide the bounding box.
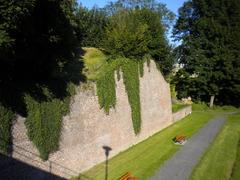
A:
[0,103,14,154]
[72,111,216,180]
[172,103,189,113]
[82,47,108,80]
[231,128,240,180]
[191,113,240,180]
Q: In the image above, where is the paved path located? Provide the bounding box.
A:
[150,116,226,180]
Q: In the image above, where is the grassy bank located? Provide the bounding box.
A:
[191,113,240,180]
[72,111,216,180]
[172,103,189,113]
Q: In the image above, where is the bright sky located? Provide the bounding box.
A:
[78,0,186,15]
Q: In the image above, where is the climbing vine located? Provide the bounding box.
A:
[24,83,75,160]
[122,60,141,134]
[96,69,116,114]
[96,58,143,134]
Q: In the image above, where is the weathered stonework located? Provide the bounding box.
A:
[172,106,192,123]
[11,61,179,178]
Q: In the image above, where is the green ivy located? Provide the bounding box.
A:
[0,103,14,154]
[122,60,141,134]
[24,83,74,160]
[96,58,143,134]
[96,69,116,114]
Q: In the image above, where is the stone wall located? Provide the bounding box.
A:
[172,105,192,123]
[11,61,175,178]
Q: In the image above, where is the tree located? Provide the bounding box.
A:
[173,0,240,107]
[75,5,107,47]
[0,0,80,112]
[103,9,151,58]
[103,3,174,75]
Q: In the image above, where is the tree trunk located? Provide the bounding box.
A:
[209,95,215,108]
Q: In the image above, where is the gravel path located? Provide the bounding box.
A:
[150,116,226,180]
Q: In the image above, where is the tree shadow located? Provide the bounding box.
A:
[0,0,87,116]
[0,153,65,180]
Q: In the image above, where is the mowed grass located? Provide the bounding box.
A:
[72,111,216,180]
[82,47,107,80]
[191,113,240,180]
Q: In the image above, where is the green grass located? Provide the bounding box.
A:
[231,138,240,180]
[72,111,216,180]
[172,103,189,113]
[191,113,240,180]
[82,47,108,80]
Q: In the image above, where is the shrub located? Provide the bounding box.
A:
[0,103,14,154]
[192,102,209,111]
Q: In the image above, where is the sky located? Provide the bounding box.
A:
[78,0,186,15]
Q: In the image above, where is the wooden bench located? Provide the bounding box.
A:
[175,135,186,142]
[119,172,137,180]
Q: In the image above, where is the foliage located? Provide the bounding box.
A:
[0,0,84,159]
[0,104,14,154]
[24,86,73,160]
[75,112,215,180]
[122,60,141,134]
[192,102,209,111]
[103,10,151,58]
[173,0,240,106]
[75,6,107,47]
[103,0,175,31]
[95,58,142,134]
[96,69,116,114]
[191,113,240,180]
[102,2,174,76]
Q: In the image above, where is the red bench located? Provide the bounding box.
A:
[119,172,137,180]
[174,135,186,143]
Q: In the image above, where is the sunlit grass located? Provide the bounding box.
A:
[191,113,240,180]
[72,111,216,180]
[82,47,108,80]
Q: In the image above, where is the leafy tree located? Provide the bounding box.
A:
[173,0,240,106]
[0,0,80,111]
[75,5,107,47]
[103,9,151,58]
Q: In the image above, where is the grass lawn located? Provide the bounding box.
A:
[72,111,216,180]
[172,103,189,113]
[191,113,240,180]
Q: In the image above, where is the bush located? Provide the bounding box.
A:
[192,102,209,111]
[0,103,14,154]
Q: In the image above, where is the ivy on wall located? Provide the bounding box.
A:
[96,69,116,114]
[24,84,74,160]
[96,58,144,134]
[122,60,141,134]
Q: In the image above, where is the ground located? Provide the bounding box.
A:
[73,111,217,180]
[72,107,240,180]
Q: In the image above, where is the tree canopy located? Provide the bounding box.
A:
[173,0,240,106]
